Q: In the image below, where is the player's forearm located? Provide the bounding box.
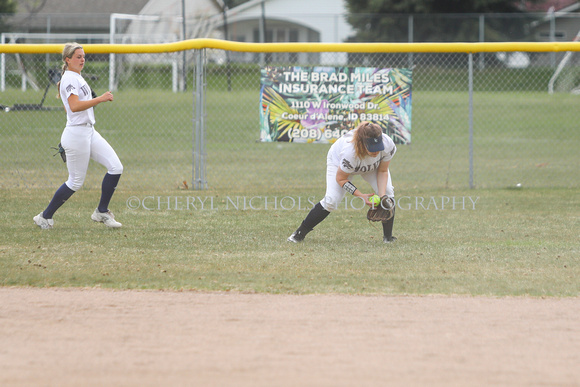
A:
[69,91,113,112]
[337,177,363,198]
[69,98,99,112]
[377,170,389,197]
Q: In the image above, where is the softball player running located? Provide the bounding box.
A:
[288,121,397,243]
[34,42,123,229]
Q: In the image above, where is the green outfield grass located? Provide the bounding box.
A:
[0,186,578,296]
[1,69,579,296]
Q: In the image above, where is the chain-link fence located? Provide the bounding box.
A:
[1,42,579,194]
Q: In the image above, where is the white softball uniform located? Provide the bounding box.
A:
[59,71,122,191]
[60,70,95,126]
[320,130,396,212]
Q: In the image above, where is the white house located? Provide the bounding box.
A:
[124,0,225,43]
[210,0,354,64]
[218,0,353,43]
[125,0,353,64]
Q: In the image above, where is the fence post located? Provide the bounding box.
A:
[478,14,485,70]
[468,53,474,189]
[192,48,207,190]
[407,15,414,68]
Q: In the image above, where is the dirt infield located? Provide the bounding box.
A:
[1,288,579,387]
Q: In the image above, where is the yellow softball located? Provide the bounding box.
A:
[369,195,381,206]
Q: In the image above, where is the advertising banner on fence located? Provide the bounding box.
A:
[260,66,412,144]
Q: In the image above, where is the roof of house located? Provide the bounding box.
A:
[12,0,150,32]
[11,0,225,34]
[518,0,579,12]
[15,0,149,15]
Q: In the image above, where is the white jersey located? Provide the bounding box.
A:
[329,129,397,175]
[59,70,95,126]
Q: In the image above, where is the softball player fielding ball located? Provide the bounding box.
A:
[288,121,397,243]
[33,42,123,229]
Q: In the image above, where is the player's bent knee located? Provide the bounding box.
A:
[109,163,123,175]
[321,197,339,212]
[64,181,78,192]
[67,179,85,192]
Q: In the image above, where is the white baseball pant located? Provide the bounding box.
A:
[320,154,394,212]
[61,124,123,191]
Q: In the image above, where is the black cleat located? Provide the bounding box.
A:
[383,236,397,244]
[287,230,306,243]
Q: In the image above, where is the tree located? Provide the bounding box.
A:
[345,0,545,42]
[0,0,16,13]
[222,0,251,9]
[0,0,17,32]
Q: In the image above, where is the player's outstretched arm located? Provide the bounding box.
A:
[336,168,374,206]
[68,91,113,112]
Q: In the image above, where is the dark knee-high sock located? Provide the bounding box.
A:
[43,183,75,219]
[296,202,331,237]
[97,173,121,213]
[382,208,396,239]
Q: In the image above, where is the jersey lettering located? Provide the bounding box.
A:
[341,159,353,171]
[353,159,381,173]
[80,85,90,97]
[342,158,382,174]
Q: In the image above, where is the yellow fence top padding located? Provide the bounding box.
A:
[1,39,580,54]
